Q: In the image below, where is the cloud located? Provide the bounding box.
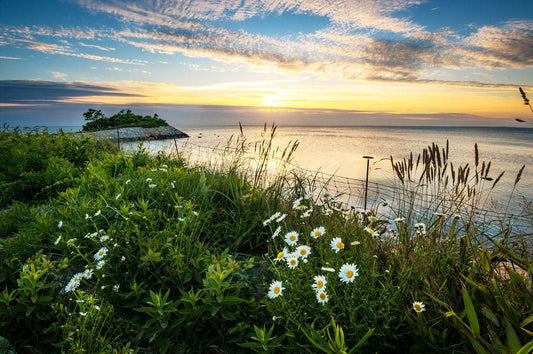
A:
[0,56,23,60]
[0,80,143,104]
[51,72,68,79]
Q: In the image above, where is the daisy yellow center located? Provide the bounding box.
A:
[317,281,324,288]
[369,229,375,235]
[300,249,307,256]
[277,252,284,259]
[273,286,280,294]
[346,270,354,278]
[314,231,321,236]
[99,251,104,257]
[319,293,327,300]
[414,304,422,311]
[290,259,296,266]
[290,235,296,241]
[336,242,344,249]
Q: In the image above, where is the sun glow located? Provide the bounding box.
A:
[261,95,283,107]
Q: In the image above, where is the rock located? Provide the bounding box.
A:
[79,126,189,142]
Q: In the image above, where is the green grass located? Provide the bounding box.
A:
[0,129,531,353]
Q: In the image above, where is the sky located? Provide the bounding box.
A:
[0,0,532,127]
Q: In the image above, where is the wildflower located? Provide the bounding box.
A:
[148,184,157,188]
[316,290,329,304]
[304,191,314,200]
[178,217,186,222]
[413,301,426,313]
[115,193,121,200]
[364,226,379,237]
[394,217,405,223]
[272,226,282,239]
[72,273,84,284]
[296,245,311,259]
[66,238,77,247]
[65,280,80,293]
[193,211,199,216]
[274,248,289,262]
[339,263,359,283]
[58,220,63,229]
[162,164,168,168]
[94,247,108,260]
[95,305,100,310]
[321,267,335,273]
[324,209,333,216]
[287,254,299,269]
[435,212,445,217]
[125,179,131,185]
[94,210,101,217]
[276,213,287,223]
[146,178,153,182]
[292,197,303,210]
[100,235,109,242]
[263,212,281,226]
[311,226,325,238]
[414,223,426,236]
[121,256,126,261]
[96,260,105,269]
[113,284,120,292]
[85,213,90,220]
[301,209,313,218]
[321,191,331,200]
[351,240,360,246]
[83,269,94,279]
[454,214,461,219]
[284,231,299,246]
[330,237,344,253]
[268,281,284,299]
[312,275,327,292]
[171,181,175,188]
[54,235,62,245]
[368,215,377,223]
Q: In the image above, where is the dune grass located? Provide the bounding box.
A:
[0,128,531,353]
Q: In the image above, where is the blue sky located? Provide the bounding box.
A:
[0,0,532,127]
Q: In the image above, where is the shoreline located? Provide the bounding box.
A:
[77,125,189,142]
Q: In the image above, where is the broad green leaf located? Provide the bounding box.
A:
[463,286,480,337]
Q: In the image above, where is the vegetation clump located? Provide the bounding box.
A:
[0,128,531,353]
[82,108,169,132]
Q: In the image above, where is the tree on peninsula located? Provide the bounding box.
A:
[82,108,169,132]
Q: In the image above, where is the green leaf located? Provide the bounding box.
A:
[505,318,521,354]
[348,328,375,354]
[517,339,533,354]
[463,286,480,337]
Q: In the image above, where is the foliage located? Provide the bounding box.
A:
[0,127,114,207]
[81,108,169,132]
[0,131,530,353]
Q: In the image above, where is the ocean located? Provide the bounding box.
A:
[134,125,532,202]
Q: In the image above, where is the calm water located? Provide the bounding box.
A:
[151,125,533,202]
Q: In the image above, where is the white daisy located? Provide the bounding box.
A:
[300,209,313,218]
[115,193,121,200]
[310,226,325,239]
[292,197,303,210]
[339,263,359,283]
[83,269,94,279]
[272,226,282,239]
[100,235,109,242]
[58,220,63,229]
[54,235,62,245]
[316,290,329,304]
[125,179,131,185]
[321,191,331,200]
[284,231,299,246]
[276,213,287,223]
[96,260,105,269]
[287,254,299,269]
[295,245,311,259]
[146,178,153,182]
[94,247,108,260]
[64,280,80,293]
[312,275,327,292]
[324,209,333,216]
[268,280,284,299]
[148,184,157,188]
[274,248,289,262]
[351,240,361,246]
[413,301,426,313]
[94,210,101,217]
[394,217,405,223]
[330,237,344,253]
[364,227,379,237]
[321,267,335,273]
[85,213,90,220]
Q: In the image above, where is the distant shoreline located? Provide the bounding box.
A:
[76,126,189,141]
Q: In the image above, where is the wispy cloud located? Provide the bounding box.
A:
[51,72,68,79]
[0,80,143,104]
